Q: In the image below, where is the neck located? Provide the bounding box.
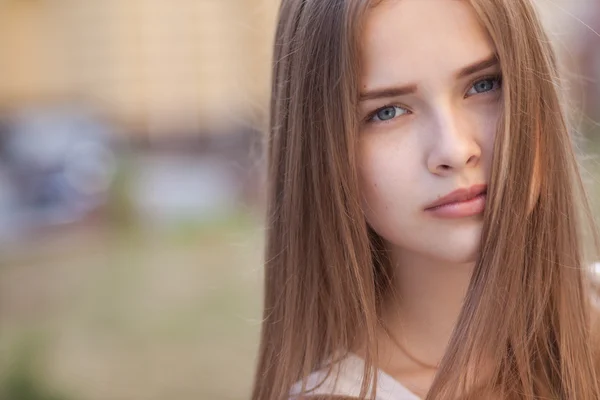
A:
[379,248,475,370]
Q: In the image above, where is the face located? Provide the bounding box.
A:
[358,0,501,265]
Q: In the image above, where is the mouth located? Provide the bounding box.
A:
[425,184,487,218]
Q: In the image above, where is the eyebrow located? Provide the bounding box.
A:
[359,54,499,102]
[455,54,499,79]
[359,84,418,102]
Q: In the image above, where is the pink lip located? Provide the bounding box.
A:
[425,184,487,218]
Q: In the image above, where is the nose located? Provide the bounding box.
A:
[426,105,481,176]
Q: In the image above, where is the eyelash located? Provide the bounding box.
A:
[365,74,503,124]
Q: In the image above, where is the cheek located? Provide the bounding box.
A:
[484,103,501,137]
[358,135,421,231]
[472,103,501,171]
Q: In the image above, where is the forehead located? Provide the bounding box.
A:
[361,0,496,88]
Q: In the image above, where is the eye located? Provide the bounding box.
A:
[466,76,502,96]
[369,105,409,123]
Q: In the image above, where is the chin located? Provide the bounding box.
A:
[434,247,480,265]
[373,217,485,266]
[385,234,482,267]
[412,223,483,265]
[426,234,482,264]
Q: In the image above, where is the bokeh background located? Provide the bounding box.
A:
[0,1,597,399]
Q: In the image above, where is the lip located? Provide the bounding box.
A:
[424,184,487,218]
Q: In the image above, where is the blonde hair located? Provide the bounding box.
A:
[252,0,600,398]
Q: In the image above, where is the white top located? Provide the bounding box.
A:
[290,353,421,400]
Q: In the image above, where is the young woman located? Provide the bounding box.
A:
[251,0,600,398]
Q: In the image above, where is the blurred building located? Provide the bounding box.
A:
[0,0,279,137]
[0,0,283,234]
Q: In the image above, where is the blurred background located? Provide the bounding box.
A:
[0,0,597,399]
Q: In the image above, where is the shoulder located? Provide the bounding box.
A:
[289,357,365,399]
[289,353,421,400]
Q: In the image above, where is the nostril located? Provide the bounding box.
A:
[467,155,479,165]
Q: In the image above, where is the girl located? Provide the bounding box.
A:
[252,0,600,398]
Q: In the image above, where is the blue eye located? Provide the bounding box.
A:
[369,105,409,123]
[466,76,502,96]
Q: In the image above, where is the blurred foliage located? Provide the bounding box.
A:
[105,154,138,230]
[0,340,73,400]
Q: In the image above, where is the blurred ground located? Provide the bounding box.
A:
[0,215,264,400]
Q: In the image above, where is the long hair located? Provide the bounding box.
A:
[251,0,600,399]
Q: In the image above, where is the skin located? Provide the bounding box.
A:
[356,0,502,396]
